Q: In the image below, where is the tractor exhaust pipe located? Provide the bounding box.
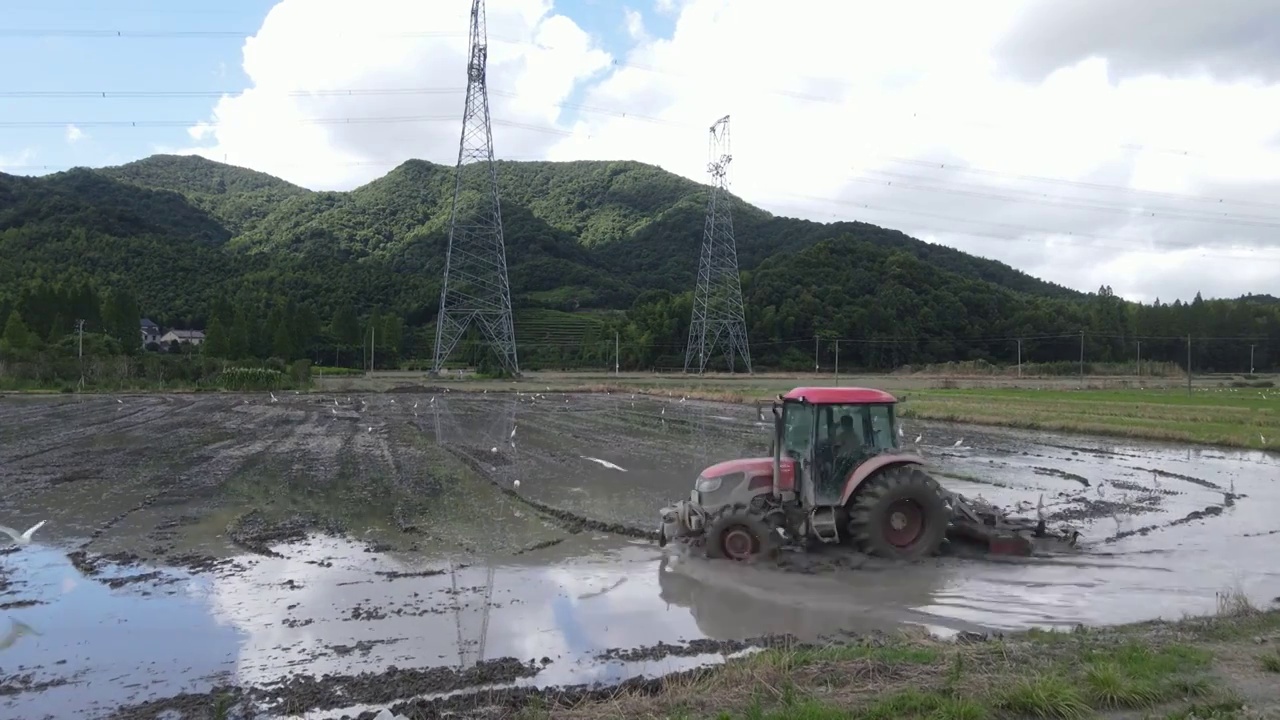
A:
[770,398,783,499]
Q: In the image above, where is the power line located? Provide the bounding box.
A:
[0,114,574,136]
[845,172,1280,231]
[776,193,1280,261]
[874,156,1280,213]
[0,28,466,38]
[0,27,1262,162]
[0,87,466,99]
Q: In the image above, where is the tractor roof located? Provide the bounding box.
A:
[783,387,897,404]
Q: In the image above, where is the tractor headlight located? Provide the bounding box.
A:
[694,475,722,493]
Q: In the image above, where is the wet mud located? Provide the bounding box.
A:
[0,391,1277,718]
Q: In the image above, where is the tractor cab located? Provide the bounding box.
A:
[774,387,903,510]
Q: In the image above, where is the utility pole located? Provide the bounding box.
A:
[1079,330,1085,386]
[76,319,85,389]
[1016,338,1022,378]
[834,340,840,386]
[1250,343,1256,375]
[1186,333,1192,396]
[684,115,752,375]
[371,325,376,373]
[814,335,819,374]
[1136,339,1141,378]
[614,331,619,376]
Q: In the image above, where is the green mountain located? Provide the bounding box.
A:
[1,154,1275,373]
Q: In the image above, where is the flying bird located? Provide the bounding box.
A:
[0,520,46,546]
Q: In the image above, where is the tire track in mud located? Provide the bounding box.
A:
[0,396,190,465]
[1128,465,1223,491]
[63,398,330,573]
[443,442,658,541]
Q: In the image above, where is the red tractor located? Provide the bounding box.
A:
[658,387,1066,561]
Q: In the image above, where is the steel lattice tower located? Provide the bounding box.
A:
[431,0,520,377]
[684,115,752,375]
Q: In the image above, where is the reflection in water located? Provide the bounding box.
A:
[0,616,39,650]
[1,546,240,719]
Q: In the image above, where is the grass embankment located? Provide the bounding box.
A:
[524,604,1280,720]
[474,377,1276,451]
[898,388,1276,450]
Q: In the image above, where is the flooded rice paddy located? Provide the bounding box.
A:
[0,390,1277,718]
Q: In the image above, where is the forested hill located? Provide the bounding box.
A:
[1,154,1276,373]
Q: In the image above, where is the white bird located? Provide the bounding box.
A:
[390,398,395,404]
[0,618,39,651]
[367,427,373,433]
[897,425,904,438]
[510,425,517,439]
[331,408,337,415]
[914,434,923,444]
[491,447,498,453]
[430,396,435,405]
[1262,434,1267,445]
[0,520,46,546]
[581,456,627,472]
[116,398,122,404]
[513,479,521,489]
[953,439,964,447]
[334,398,339,407]
[270,392,278,403]
[413,401,418,409]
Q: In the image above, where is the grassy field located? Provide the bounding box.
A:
[522,599,1280,720]
[315,370,1279,451]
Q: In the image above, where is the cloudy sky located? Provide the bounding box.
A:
[3,0,1279,303]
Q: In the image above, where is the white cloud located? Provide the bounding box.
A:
[0,147,36,171]
[181,0,610,190]
[183,0,1280,300]
[65,124,87,144]
[624,7,646,41]
[547,0,1280,301]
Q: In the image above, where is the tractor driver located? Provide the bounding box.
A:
[833,414,862,458]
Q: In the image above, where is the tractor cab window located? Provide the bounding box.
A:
[816,404,899,457]
[780,402,813,461]
[868,405,897,449]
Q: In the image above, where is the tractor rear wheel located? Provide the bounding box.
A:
[704,503,778,562]
[847,465,949,560]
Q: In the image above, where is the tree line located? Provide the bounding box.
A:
[2,242,1276,383]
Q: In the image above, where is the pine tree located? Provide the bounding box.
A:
[204,317,231,358]
[1,310,33,353]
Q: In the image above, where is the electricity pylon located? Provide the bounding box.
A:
[431,0,520,377]
[684,115,752,375]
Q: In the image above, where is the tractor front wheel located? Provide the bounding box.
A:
[704,503,778,562]
[847,465,949,560]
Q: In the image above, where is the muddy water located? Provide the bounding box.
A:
[0,392,1277,718]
